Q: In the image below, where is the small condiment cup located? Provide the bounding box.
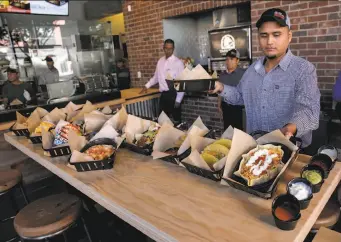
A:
[272,194,301,231]
[287,178,313,210]
[310,154,333,178]
[318,145,338,162]
[300,165,325,193]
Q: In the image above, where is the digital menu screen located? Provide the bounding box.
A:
[209,27,251,60]
[0,0,69,16]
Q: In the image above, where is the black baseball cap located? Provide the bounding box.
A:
[256,8,291,29]
[43,56,54,62]
[226,49,240,59]
[5,67,19,73]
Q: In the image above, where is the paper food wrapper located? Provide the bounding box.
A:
[10,98,23,106]
[157,111,174,127]
[84,112,110,134]
[90,125,124,147]
[221,129,298,190]
[181,135,226,172]
[104,106,128,131]
[12,112,28,130]
[189,116,209,135]
[32,107,49,119]
[175,65,211,80]
[68,130,88,152]
[70,101,96,122]
[152,123,184,159]
[41,128,55,150]
[62,102,83,122]
[42,107,66,124]
[70,150,94,163]
[101,105,112,114]
[26,111,42,134]
[125,115,156,144]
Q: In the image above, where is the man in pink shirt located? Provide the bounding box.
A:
[140,39,184,123]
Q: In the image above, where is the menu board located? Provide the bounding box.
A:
[0,0,69,15]
[209,27,251,60]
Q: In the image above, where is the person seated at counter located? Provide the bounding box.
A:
[1,67,35,105]
[116,58,131,90]
[211,8,320,149]
[140,39,184,123]
[38,56,59,85]
[218,49,245,131]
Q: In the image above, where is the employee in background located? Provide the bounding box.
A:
[218,49,245,130]
[38,56,59,85]
[116,58,131,90]
[140,39,184,123]
[333,71,341,122]
[2,67,35,104]
[211,8,320,149]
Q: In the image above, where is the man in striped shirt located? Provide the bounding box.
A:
[211,8,320,148]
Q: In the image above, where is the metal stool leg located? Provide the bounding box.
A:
[81,217,93,242]
[19,183,29,205]
[63,232,68,242]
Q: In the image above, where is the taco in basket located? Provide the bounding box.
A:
[200,142,230,168]
[234,144,284,187]
[134,123,161,147]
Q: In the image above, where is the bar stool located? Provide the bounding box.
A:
[14,193,93,242]
[0,169,29,242]
[311,185,341,233]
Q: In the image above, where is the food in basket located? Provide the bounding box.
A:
[302,170,322,185]
[34,121,55,135]
[134,124,160,147]
[200,142,230,168]
[234,144,284,187]
[213,138,232,149]
[84,145,115,161]
[53,123,82,146]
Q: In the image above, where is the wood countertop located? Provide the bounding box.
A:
[4,133,341,242]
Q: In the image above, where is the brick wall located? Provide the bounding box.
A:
[123,0,341,130]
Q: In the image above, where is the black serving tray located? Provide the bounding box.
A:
[9,124,30,137]
[181,161,224,181]
[166,79,217,92]
[224,142,295,199]
[69,138,117,172]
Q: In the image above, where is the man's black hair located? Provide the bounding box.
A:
[164,39,175,48]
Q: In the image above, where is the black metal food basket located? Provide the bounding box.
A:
[9,124,30,137]
[29,136,42,144]
[223,142,294,199]
[161,147,191,165]
[68,138,117,172]
[181,162,224,181]
[44,145,72,157]
[122,141,153,156]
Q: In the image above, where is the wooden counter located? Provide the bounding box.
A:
[5,133,341,242]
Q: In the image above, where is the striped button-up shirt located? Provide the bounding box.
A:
[220,50,320,147]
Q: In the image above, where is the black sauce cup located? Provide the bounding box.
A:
[272,194,301,231]
[287,178,313,210]
[300,165,325,193]
[310,154,333,178]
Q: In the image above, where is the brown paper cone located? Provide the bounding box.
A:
[71,101,96,122]
[10,99,23,105]
[90,125,119,141]
[68,130,88,152]
[125,115,156,143]
[101,105,112,114]
[27,111,41,134]
[70,150,94,163]
[41,128,54,150]
[42,107,66,124]
[84,113,109,134]
[104,106,128,131]
[158,111,174,127]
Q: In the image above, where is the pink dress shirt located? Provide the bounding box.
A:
[145,55,185,103]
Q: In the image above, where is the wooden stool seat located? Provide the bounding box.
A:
[312,199,340,230]
[14,193,82,239]
[0,169,21,193]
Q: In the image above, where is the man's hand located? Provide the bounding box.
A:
[209,81,224,94]
[174,102,181,108]
[280,123,297,138]
[139,87,148,94]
